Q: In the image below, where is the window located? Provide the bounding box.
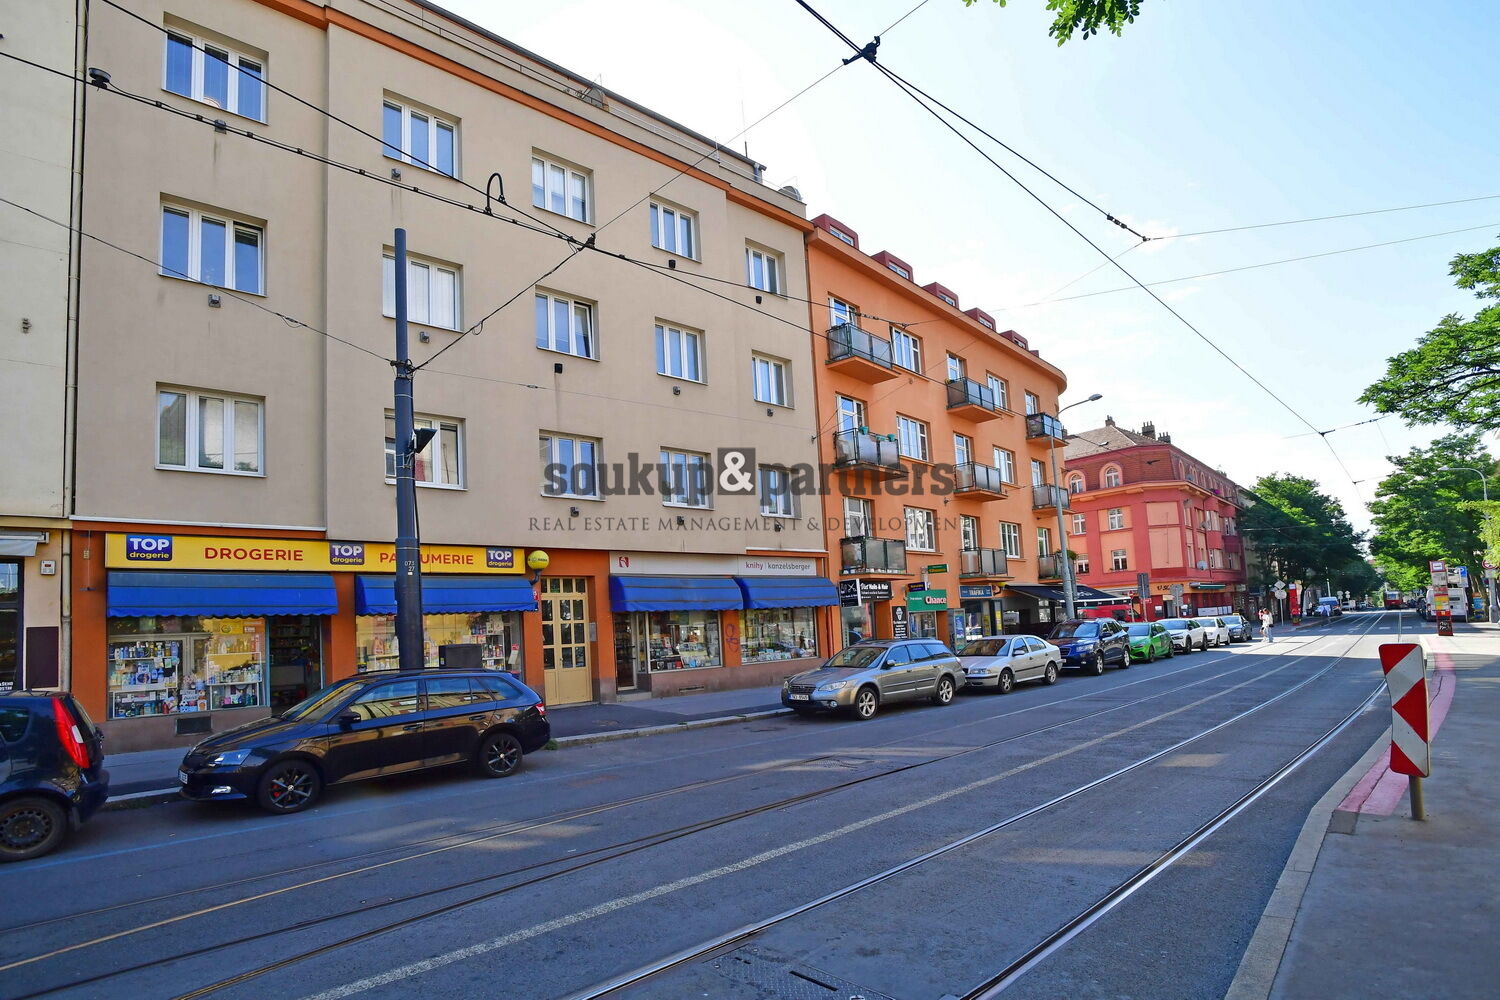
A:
[1075,555,1090,575]
[843,496,872,537]
[1031,459,1046,486]
[752,355,790,406]
[650,201,697,258]
[960,515,979,551]
[954,433,973,466]
[828,224,856,246]
[977,315,995,330]
[383,99,456,176]
[1037,526,1052,558]
[656,323,704,381]
[160,204,263,294]
[531,154,589,221]
[891,328,922,372]
[896,415,929,461]
[1000,521,1022,559]
[348,680,421,720]
[164,30,265,122]
[157,387,263,475]
[1103,465,1122,488]
[741,607,819,662]
[424,676,478,710]
[385,413,462,487]
[1225,517,1237,536]
[660,449,710,508]
[759,466,796,517]
[993,447,1016,484]
[905,507,937,552]
[382,253,459,330]
[946,355,966,381]
[1068,473,1085,494]
[541,433,600,498]
[535,292,596,359]
[1111,549,1129,571]
[835,395,866,433]
[1210,549,1224,569]
[1024,391,1040,416]
[935,290,957,307]
[1107,507,1124,530]
[987,375,1009,411]
[1071,513,1087,535]
[887,261,910,279]
[745,245,782,294]
[829,297,857,327]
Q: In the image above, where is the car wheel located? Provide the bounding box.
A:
[997,669,1015,695]
[1043,661,1060,685]
[256,759,322,814]
[932,675,957,706]
[852,686,879,720]
[1200,637,1209,651]
[1165,643,1174,658]
[476,731,525,778]
[1117,648,1130,669]
[0,795,68,863]
[1087,651,1106,676]
[1145,647,1155,663]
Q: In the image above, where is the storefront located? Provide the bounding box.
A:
[0,526,65,694]
[906,588,946,640]
[1003,584,1121,636]
[958,584,1002,638]
[837,578,892,645]
[353,575,534,673]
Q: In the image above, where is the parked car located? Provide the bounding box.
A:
[1159,617,1208,653]
[782,639,965,720]
[957,635,1061,693]
[1124,622,1173,663]
[1220,614,1253,642]
[178,670,551,814]
[0,692,110,862]
[1194,617,1232,647]
[1047,618,1130,674]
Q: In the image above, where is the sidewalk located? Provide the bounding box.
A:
[1229,621,1500,1000]
[105,684,785,802]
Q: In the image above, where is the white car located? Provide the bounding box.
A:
[1159,617,1208,653]
[957,635,1061,693]
[1193,617,1232,647]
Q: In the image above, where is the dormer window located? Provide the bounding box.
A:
[887,262,910,279]
[829,226,856,247]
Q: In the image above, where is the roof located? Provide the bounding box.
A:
[1063,424,1160,459]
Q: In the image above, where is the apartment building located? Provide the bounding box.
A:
[57,0,834,749]
[805,214,1082,645]
[1063,418,1249,618]
[0,1,83,695]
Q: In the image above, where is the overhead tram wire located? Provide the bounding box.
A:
[788,0,1370,500]
[1159,193,1500,240]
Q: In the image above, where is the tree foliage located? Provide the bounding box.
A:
[965,0,1146,44]
[1368,432,1496,591]
[1360,240,1500,429]
[1240,474,1367,594]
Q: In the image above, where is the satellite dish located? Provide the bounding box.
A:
[1196,561,1208,571]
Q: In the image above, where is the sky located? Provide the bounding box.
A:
[439,0,1500,534]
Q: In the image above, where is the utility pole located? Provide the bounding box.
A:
[392,229,425,672]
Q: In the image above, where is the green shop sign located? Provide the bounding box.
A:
[906,589,948,612]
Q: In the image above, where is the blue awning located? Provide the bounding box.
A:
[107,571,339,617]
[734,576,839,609]
[609,575,744,612]
[354,575,538,614]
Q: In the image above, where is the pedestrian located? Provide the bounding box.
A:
[1259,607,1274,643]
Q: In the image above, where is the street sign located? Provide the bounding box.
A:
[891,604,909,639]
[1379,642,1432,820]
[1274,579,1287,589]
[1428,560,1447,573]
[925,563,948,574]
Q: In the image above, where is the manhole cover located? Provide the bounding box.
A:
[706,944,897,1000]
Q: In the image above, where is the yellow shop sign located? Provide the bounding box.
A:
[106,534,523,574]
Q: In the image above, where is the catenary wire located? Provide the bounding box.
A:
[1160,193,1500,240]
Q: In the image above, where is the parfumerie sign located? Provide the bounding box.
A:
[106,534,524,574]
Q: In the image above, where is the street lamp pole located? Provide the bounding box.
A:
[1438,466,1497,624]
[1051,394,1103,621]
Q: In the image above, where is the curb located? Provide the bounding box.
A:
[1222,719,1391,1000]
[100,707,793,810]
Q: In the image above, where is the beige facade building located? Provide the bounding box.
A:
[29,0,840,749]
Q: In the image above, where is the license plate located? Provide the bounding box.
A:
[788,694,810,701]
[178,770,188,784]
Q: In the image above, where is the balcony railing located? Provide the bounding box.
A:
[960,548,1010,578]
[1025,412,1066,441]
[832,428,905,474]
[1032,483,1070,511]
[1037,554,1063,580]
[953,462,1007,498]
[827,323,894,368]
[946,377,1001,417]
[840,535,908,576]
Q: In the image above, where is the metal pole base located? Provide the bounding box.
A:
[1409,775,1426,821]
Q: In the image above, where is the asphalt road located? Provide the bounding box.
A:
[0,611,1410,1000]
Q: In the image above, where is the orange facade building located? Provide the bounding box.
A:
[804,215,1079,645]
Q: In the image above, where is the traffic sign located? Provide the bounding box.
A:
[1379,643,1431,777]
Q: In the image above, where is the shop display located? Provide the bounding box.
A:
[641,610,721,671]
[356,612,521,672]
[107,616,269,718]
[741,607,819,663]
[107,639,183,717]
[269,617,322,710]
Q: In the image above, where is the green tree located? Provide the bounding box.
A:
[964,0,1146,44]
[1367,432,1496,589]
[1240,474,1365,597]
[1360,240,1500,429]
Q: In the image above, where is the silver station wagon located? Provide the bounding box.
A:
[781,639,965,720]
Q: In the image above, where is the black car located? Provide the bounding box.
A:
[1,692,110,862]
[1047,619,1130,674]
[1220,614,1253,642]
[178,669,551,814]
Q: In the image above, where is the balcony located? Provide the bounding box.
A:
[953,462,1007,500]
[840,535,908,576]
[1037,554,1064,580]
[831,428,908,482]
[1032,483,1070,511]
[960,548,1011,579]
[1025,412,1067,444]
[826,323,898,383]
[946,378,1002,421]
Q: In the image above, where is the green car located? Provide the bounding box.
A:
[1125,621,1173,662]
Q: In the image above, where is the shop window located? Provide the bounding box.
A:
[356,612,522,672]
[0,562,18,694]
[642,611,721,670]
[107,617,266,719]
[741,608,819,663]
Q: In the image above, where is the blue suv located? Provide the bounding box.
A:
[1047,618,1131,675]
[1,692,110,862]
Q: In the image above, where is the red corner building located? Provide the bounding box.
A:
[1062,418,1248,619]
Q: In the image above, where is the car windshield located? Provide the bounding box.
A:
[959,638,1015,657]
[1160,619,1190,629]
[1193,618,1216,627]
[1052,622,1098,638]
[277,681,361,721]
[826,646,886,669]
[1126,624,1153,636]
[1222,615,1245,625]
